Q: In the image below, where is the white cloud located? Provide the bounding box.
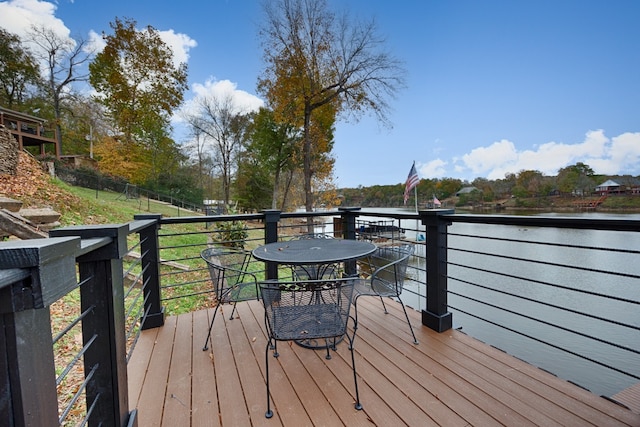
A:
[418,159,448,178]
[0,0,72,51]
[173,78,264,141]
[184,78,264,116]
[452,130,640,180]
[86,25,196,69]
[157,29,197,67]
[0,1,196,69]
[87,30,106,53]
[0,0,66,37]
[459,139,519,176]
[589,132,640,175]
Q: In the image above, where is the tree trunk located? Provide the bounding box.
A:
[280,169,294,211]
[303,106,314,232]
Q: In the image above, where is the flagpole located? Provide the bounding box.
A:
[412,159,418,212]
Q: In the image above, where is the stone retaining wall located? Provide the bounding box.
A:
[0,125,19,175]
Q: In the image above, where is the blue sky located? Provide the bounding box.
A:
[1,0,639,188]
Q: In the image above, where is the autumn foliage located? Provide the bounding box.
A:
[0,152,81,209]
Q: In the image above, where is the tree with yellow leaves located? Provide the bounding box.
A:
[89,17,188,185]
[258,0,406,214]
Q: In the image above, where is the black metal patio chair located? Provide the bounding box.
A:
[201,246,259,351]
[259,277,362,418]
[353,243,419,345]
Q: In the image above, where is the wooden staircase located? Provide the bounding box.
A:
[0,196,60,239]
[574,194,607,208]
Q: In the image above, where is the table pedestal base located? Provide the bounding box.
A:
[295,335,345,353]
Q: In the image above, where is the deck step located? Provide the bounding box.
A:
[612,382,640,414]
[0,209,49,239]
[18,207,61,224]
[0,196,22,212]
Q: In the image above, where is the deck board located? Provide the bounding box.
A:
[128,298,640,426]
[127,323,158,409]
[137,315,175,426]
[161,313,193,426]
[190,309,221,427]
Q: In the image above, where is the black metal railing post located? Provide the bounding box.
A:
[339,207,362,276]
[262,210,281,279]
[338,207,361,240]
[419,209,454,332]
[0,237,80,426]
[51,224,135,427]
[134,214,165,330]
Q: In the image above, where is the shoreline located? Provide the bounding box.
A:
[455,206,640,214]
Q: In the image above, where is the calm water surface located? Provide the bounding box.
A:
[322,209,640,397]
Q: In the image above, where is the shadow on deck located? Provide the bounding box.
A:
[128,298,639,426]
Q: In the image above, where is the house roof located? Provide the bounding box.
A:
[0,106,45,123]
[597,179,620,188]
[456,186,480,195]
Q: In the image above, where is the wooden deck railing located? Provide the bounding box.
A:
[1,116,58,156]
[0,208,638,425]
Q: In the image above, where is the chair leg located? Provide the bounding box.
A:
[398,297,419,345]
[349,297,360,350]
[229,301,238,320]
[202,303,222,351]
[264,340,273,418]
[379,295,388,314]
[345,332,363,411]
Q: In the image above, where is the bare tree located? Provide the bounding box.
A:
[61,95,110,157]
[182,125,211,195]
[258,0,406,214]
[28,25,93,156]
[183,93,251,208]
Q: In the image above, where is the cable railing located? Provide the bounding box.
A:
[1,208,639,425]
[154,213,267,314]
[444,215,640,397]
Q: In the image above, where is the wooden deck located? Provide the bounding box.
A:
[128,297,640,426]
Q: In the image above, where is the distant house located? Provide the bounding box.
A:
[0,106,58,157]
[595,180,621,195]
[455,186,480,197]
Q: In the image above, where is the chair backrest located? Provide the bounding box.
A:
[201,247,257,302]
[367,244,414,296]
[259,278,356,341]
[290,233,334,240]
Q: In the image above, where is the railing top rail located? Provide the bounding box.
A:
[158,208,370,225]
[159,213,265,225]
[128,219,158,234]
[448,213,640,232]
[0,268,30,290]
[144,208,640,234]
[79,237,113,257]
[355,210,423,220]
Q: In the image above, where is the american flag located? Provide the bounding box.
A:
[403,162,419,205]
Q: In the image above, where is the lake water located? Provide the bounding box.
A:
[318,208,640,398]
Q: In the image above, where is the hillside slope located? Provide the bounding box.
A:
[0,153,79,209]
[0,153,138,226]
[0,153,200,227]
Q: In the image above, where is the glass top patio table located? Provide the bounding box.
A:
[252,238,377,266]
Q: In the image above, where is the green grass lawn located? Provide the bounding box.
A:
[56,180,201,224]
